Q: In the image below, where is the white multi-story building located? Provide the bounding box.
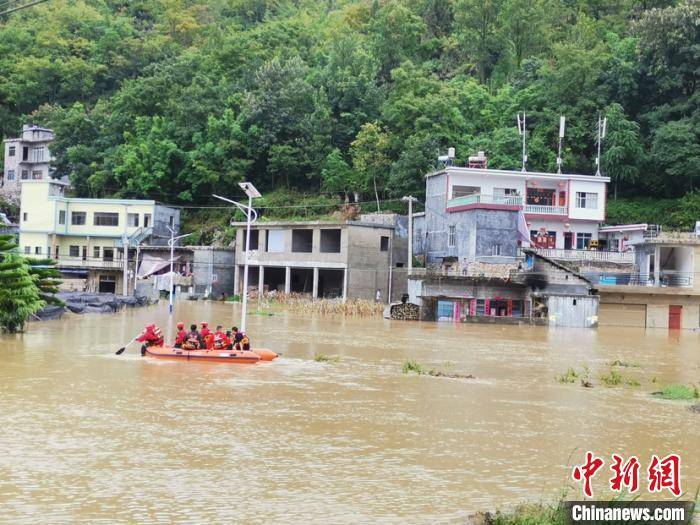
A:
[2,124,55,200]
[437,165,609,251]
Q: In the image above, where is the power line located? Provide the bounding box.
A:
[0,0,49,17]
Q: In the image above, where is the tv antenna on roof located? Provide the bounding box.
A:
[556,116,566,174]
[595,112,607,176]
[517,112,527,172]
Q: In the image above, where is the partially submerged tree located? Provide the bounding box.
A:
[0,235,44,333]
[26,258,63,306]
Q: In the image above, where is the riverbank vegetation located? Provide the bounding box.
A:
[653,384,700,401]
[259,293,384,317]
[0,1,698,233]
[402,360,475,379]
[0,235,47,332]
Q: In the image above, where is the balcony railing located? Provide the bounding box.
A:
[591,272,693,288]
[54,256,123,270]
[447,194,523,208]
[523,204,567,215]
[447,194,568,216]
[532,248,635,264]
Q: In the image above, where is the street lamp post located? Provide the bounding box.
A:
[167,227,193,314]
[213,181,261,334]
[401,196,417,273]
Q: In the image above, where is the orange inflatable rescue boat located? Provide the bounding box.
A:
[143,345,278,364]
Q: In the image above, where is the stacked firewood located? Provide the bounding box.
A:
[390,302,419,320]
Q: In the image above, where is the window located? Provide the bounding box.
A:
[575,192,598,209]
[8,146,15,157]
[21,170,28,180]
[266,230,284,252]
[103,248,114,261]
[447,226,456,248]
[491,244,502,256]
[451,185,480,198]
[494,187,519,201]
[94,212,119,226]
[475,299,486,316]
[169,215,174,227]
[576,233,593,250]
[22,147,28,161]
[71,212,86,225]
[127,213,139,227]
[380,236,389,251]
[32,171,42,180]
[54,246,59,258]
[6,170,15,181]
[24,246,30,254]
[320,229,341,253]
[58,210,66,225]
[69,245,80,257]
[292,229,313,253]
[22,212,27,221]
[34,247,41,255]
[144,214,151,228]
[243,229,259,250]
[93,246,100,259]
[32,147,45,162]
[82,246,87,261]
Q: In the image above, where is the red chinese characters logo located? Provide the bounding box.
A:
[609,454,640,493]
[572,451,605,498]
[572,453,682,498]
[648,454,681,497]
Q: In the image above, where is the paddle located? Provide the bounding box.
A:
[115,336,139,355]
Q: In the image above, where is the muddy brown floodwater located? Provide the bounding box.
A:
[0,301,698,524]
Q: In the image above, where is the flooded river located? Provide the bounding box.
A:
[1,301,698,524]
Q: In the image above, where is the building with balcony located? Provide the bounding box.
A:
[19,180,180,294]
[595,232,700,329]
[232,215,408,302]
[425,163,608,262]
[2,124,55,201]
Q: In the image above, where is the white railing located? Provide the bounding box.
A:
[447,194,522,208]
[54,256,124,269]
[523,204,567,215]
[532,248,635,264]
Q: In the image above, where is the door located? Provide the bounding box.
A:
[98,276,116,293]
[564,232,574,250]
[437,300,454,321]
[669,305,682,330]
[598,303,646,328]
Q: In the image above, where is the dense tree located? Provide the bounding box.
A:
[0,0,695,225]
[0,235,44,333]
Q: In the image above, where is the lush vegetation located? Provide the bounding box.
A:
[0,0,698,225]
[0,234,44,332]
[653,383,700,400]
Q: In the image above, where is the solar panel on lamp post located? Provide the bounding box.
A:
[213,182,261,333]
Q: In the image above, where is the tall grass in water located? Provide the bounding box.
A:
[653,384,699,400]
[262,293,384,317]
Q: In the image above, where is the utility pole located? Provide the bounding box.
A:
[121,233,129,296]
[213,181,261,334]
[167,227,193,314]
[402,196,417,273]
[133,241,141,296]
[595,112,607,177]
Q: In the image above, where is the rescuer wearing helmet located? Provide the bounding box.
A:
[174,322,187,348]
[137,324,164,355]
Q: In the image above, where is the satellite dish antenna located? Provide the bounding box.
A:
[556,116,566,174]
[517,113,527,172]
[595,112,607,176]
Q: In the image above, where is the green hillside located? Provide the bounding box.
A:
[0,0,698,226]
